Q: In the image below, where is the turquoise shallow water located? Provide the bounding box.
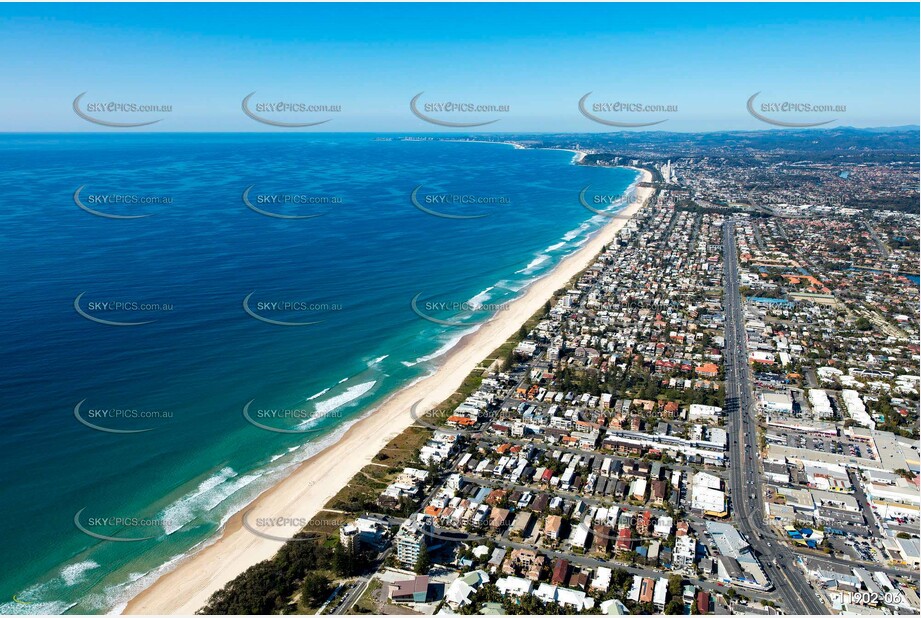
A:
[0,134,637,614]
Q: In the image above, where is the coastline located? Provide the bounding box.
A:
[124,167,655,616]
[460,139,587,163]
[552,147,587,163]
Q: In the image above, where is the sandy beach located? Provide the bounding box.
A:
[125,166,654,615]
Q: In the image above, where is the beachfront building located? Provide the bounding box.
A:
[395,515,430,567]
[339,523,360,556]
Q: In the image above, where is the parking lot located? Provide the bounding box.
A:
[767,429,877,462]
[886,516,919,537]
[827,535,878,561]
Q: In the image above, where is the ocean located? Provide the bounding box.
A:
[0,134,637,614]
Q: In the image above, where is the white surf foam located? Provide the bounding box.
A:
[495,279,526,293]
[61,560,100,587]
[467,286,494,309]
[401,326,479,367]
[97,550,191,615]
[562,221,592,242]
[159,467,260,535]
[0,599,76,615]
[305,387,330,401]
[1,559,98,615]
[312,381,376,417]
[515,254,550,275]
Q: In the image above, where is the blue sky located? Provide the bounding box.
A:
[0,3,918,132]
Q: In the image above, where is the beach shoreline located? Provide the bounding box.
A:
[124,166,655,616]
[452,139,587,163]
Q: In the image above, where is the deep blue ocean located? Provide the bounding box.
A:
[0,134,637,613]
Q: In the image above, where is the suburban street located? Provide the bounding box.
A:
[862,219,891,260]
[362,514,781,608]
[722,220,828,616]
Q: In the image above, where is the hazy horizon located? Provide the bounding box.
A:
[1,3,918,132]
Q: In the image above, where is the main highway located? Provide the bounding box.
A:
[722,220,827,615]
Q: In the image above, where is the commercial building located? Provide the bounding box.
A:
[760,392,793,413]
[707,521,772,591]
[691,471,727,517]
[883,537,921,567]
